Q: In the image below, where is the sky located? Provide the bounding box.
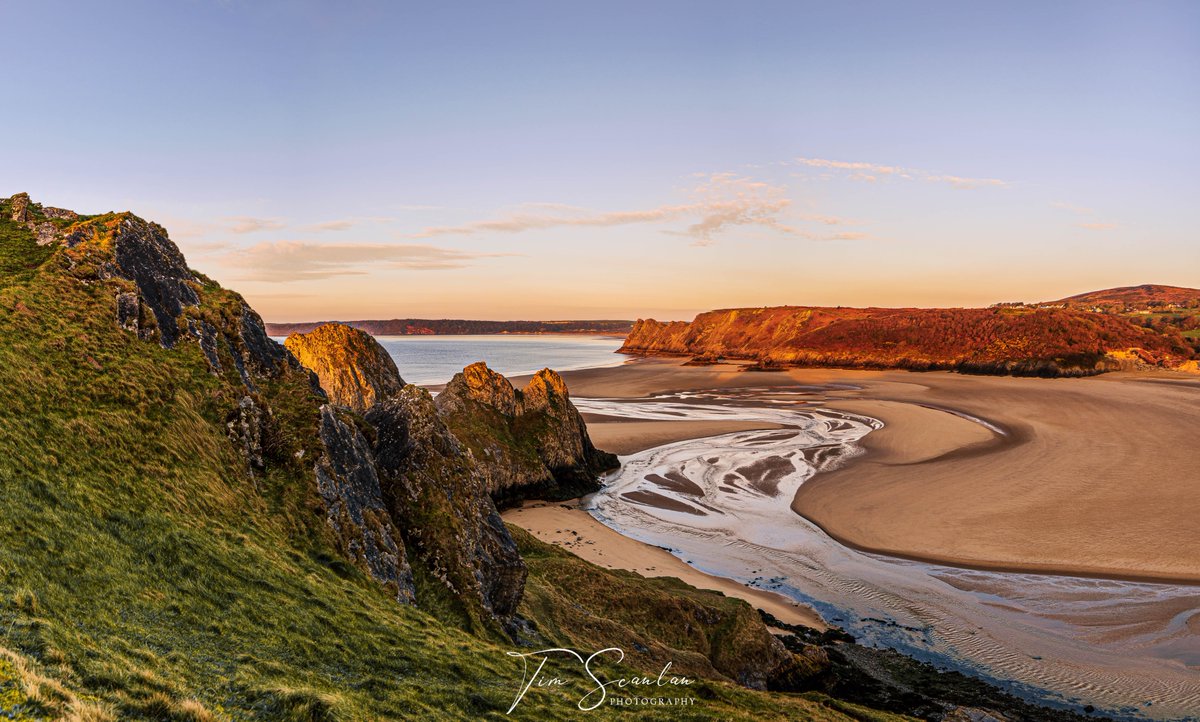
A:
[2,0,1197,321]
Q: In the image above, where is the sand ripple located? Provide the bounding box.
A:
[579,389,1200,721]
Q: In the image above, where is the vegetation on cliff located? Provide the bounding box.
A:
[621,303,1196,376]
[0,194,912,720]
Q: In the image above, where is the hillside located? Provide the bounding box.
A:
[620,304,1196,377]
[0,192,927,720]
[266,319,633,337]
[1044,284,1200,311]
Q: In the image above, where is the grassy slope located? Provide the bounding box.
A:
[0,210,906,721]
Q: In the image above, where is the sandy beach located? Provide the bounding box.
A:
[501,499,826,629]
[503,358,1200,716]
[544,358,1200,584]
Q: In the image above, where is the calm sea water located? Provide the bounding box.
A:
[365,335,628,386]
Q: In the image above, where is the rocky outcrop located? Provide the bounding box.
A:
[9,192,29,222]
[367,387,526,624]
[436,362,618,503]
[285,323,405,412]
[226,396,268,473]
[315,406,416,604]
[621,306,1196,377]
[107,215,201,348]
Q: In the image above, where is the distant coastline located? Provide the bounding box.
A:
[266,318,633,337]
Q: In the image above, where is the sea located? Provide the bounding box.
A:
[368,334,628,386]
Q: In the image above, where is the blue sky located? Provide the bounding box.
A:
[3,0,1197,320]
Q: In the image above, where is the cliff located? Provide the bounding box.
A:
[0,191,1067,720]
[267,317,633,336]
[436,362,619,502]
[621,304,1196,376]
[368,387,527,630]
[284,322,405,412]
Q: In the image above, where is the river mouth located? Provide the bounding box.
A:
[575,387,1200,721]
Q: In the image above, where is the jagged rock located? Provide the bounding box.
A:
[40,206,78,221]
[239,303,289,373]
[9,192,29,222]
[367,386,526,623]
[285,323,405,412]
[436,362,618,503]
[109,215,200,348]
[32,222,57,246]
[187,318,222,374]
[226,396,267,472]
[314,406,416,604]
[115,292,140,332]
[441,360,520,415]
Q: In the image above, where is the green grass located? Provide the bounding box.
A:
[0,208,910,721]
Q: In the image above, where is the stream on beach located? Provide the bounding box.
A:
[574,387,1200,722]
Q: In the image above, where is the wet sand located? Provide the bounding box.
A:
[502,500,826,629]
[503,359,1200,717]
[583,417,782,455]
[558,359,1200,584]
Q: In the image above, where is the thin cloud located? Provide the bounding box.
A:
[1051,201,1095,215]
[410,204,693,238]
[309,219,356,232]
[304,216,401,232]
[224,241,507,281]
[792,157,1007,189]
[225,216,286,234]
[406,173,859,246]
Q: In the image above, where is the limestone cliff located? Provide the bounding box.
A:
[622,305,1196,377]
[436,362,619,502]
[315,406,416,604]
[285,322,405,412]
[367,387,526,626]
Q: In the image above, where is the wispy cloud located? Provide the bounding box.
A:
[304,216,400,232]
[223,241,507,281]
[224,216,286,234]
[791,157,1008,189]
[406,173,859,246]
[1051,201,1095,215]
[308,219,356,232]
[1052,201,1116,230]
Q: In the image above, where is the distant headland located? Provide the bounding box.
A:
[266,318,634,337]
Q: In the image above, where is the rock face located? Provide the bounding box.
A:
[315,406,416,604]
[436,362,618,503]
[367,387,526,624]
[107,215,201,348]
[621,306,1195,377]
[285,323,405,412]
[9,192,29,222]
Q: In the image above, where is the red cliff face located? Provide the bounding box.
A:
[620,306,1195,376]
